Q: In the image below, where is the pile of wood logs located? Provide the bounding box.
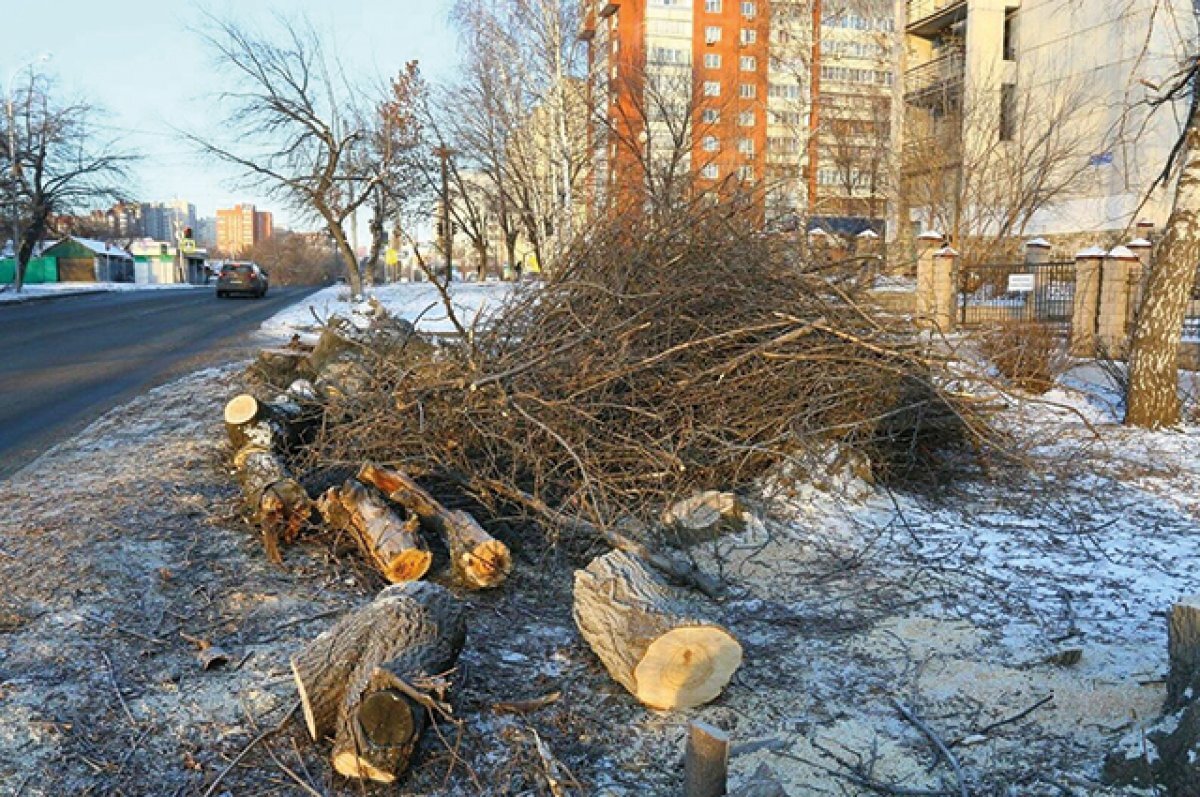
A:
[291,581,466,783]
[231,314,750,786]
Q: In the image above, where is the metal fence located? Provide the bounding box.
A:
[958,261,1076,327]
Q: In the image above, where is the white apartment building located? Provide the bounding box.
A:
[900,0,1196,244]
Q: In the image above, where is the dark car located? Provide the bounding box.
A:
[216,262,269,298]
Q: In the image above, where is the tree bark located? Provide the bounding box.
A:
[1168,597,1200,712]
[357,463,511,589]
[317,479,432,582]
[1126,118,1200,428]
[573,550,742,710]
[318,582,467,783]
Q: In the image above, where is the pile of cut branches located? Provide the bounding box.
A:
[303,202,996,540]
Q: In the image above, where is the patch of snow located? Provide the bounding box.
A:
[259,281,512,340]
[0,281,204,303]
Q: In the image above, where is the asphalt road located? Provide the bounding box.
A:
[0,286,319,479]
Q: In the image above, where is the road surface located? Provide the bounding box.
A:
[0,286,319,479]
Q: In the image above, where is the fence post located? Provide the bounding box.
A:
[1070,246,1105,357]
[932,245,958,333]
[915,231,944,328]
[1025,237,1051,265]
[1098,245,1139,355]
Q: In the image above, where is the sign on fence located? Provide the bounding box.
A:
[1007,274,1035,293]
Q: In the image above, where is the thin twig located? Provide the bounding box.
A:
[891,698,969,797]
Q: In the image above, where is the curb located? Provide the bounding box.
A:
[0,289,111,305]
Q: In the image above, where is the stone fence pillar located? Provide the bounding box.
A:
[931,246,958,332]
[916,231,944,328]
[1025,238,1051,265]
[1098,246,1139,355]
[1070,247,1105,357]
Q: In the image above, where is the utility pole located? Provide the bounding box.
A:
[434,145,454,281]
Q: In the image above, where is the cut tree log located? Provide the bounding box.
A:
[249,346,315,388]
[232,445,312,561]
[317,479,432,582]
[326,582,466,783]
[223,393,305,454]
[573,550,742,710]
[358,463,511,590]
[1168,596,1200,711]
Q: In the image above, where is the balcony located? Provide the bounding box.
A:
[598,1,619,18]
[903,49,964,110]
[906,0,967,38]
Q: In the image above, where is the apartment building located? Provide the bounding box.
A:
[581,0,895,231]
[216,204,274,256]
[899,0,1194,247]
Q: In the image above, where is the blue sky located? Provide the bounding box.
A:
[7,0,459,228]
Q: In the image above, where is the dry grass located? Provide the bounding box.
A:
[977,321,1070,395]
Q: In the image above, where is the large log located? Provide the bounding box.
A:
[327,582,467,783]
[226,394,313,559]
[317,480,432,583]
[358,463,511,590]
[232,446,312,561]
[249,346,314,388]
[573,550,742,711]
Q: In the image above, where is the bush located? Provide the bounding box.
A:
[978,321,1069,394]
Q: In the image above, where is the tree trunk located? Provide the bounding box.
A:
[1126,118,1200,428]
[572,550,742,710]
[225,394,312,559]
[1168,597,1200,712]
[300,582,467,783]
[684,720,729,797]
[327,218,364,300]
[317,479,432,583]
[357,463,511,589]
[249,347,315,389]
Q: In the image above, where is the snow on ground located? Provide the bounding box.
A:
[1,324,1198,794]
[260,280,513,338]
[0,281,205,303]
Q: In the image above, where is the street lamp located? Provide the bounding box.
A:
[5,51,52,284]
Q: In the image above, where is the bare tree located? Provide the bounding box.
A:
[193,15,398,300]
[0,73,134,292]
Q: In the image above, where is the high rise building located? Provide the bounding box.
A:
[581,0,895,231]
[216,204,274,255]
[139,201,198,242]
[898,0,1192,244]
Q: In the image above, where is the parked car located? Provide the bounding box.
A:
[216,262,269,298]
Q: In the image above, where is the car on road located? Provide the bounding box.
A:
[216,261,269,298]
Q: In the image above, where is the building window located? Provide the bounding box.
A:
[705,53,722,68]
[1003,11,1017,61]
[703,80,721,96]
[739,110,755,126]
[705,0,722,11]
[738,138,755,156]
[740,55,757,71]
[740,28,757,45]
[701,163,720,179]
[705,25,722,43]
[741,1,756,18]
[1000,83,1016,141]
[740,83,756,98]
[738,165,755,180]
[703,135,720,152]
[702,108,721,123]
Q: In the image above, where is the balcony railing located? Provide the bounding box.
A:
[903,49,964,106]
[906,0,967,36]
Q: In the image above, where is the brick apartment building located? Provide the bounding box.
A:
[581,0,896,232]
[216,204,274,256]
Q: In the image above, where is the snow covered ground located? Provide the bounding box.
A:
[2,291,1199,793]
[0,281,206,304]
[260,280,513,338]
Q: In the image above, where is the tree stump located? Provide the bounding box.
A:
[289,582,468,784]
[684,719,729,797]
[357,463,511,589]
[317,480,432,582]
[573,550,742,710]
[249,347,315,388]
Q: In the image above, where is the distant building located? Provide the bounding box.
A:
[216,204,274,255]
[140,201,197,242]
[130,238,209,285]
[42,237,135,282]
